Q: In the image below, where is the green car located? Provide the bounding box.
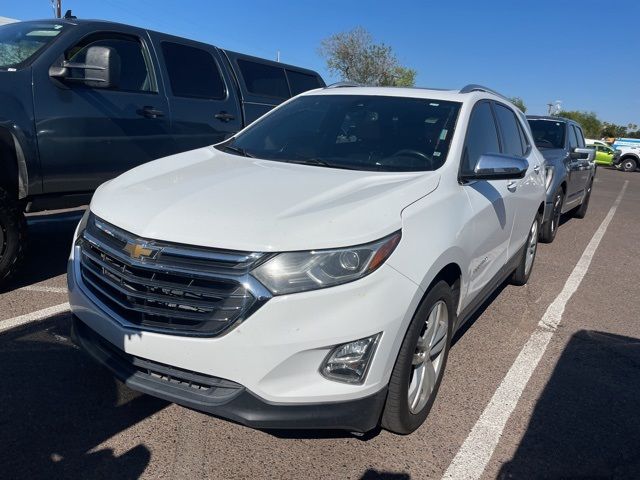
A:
[586,141,617,165]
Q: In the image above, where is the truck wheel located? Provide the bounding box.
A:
[0,187,26,289]
[574,178,593,219]
[622,158,637,172]
[381,280,454,435]
[540,188,564,243]
[511,213,541,286]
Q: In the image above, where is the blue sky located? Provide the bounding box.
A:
[4,0,639,125]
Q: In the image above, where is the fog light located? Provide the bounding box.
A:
[320,333,381,384]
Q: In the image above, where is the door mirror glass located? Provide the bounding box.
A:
[461,153,528,181]
[570,147,594,161]
[49,46,121,89]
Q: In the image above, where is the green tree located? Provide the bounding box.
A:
[319,27,417,87]
[601,122,628,138]
[509,97,527,113]
[557,110,602,138]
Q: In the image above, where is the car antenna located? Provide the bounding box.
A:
[64,10,77,19]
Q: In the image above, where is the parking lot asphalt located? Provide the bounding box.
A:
[1,167,638,480]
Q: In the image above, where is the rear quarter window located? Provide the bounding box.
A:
[286,70,321,96]
[237,59,289,99]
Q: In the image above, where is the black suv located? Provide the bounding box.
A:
[0,19,324,285]
[527,116,596,243]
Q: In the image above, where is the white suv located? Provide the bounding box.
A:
[68,84,546,434]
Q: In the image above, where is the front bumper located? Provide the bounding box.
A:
[68,241,423,428]
[71,316,387,432]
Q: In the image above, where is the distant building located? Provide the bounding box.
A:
[0,16,18,25]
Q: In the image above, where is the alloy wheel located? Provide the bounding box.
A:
[408,300,449,414]
[551,191,562,233]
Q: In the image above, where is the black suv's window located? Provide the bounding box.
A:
[528,119,566,149]
[461,102,500,175]
[0,22,67,69]
[161,42,225,99]
[495,104,524,157]
[286,70,321,96]
[67,33,154,92]
[221,95,461,172]
[568,124,578,149]
[237,59,289,98]
[574,125,585,147]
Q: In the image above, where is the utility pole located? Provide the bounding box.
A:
[276,51,281,62]
[52,0,62,18]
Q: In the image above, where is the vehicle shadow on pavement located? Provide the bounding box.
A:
[497,330,640,479]
[4,211,83,292]
[0,313,167,479]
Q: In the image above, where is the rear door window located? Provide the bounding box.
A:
[462,101,500,175]
[237,59,289,98]
[494,103,525,156]
[286,70,321,96]
[161,42,226,99]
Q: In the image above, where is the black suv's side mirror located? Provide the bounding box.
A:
[49,46,121,89]
[461,153,528,182]
[570,147,594,161]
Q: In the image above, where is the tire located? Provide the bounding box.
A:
[381,280,455,434]
[540,188,564,243]
[574,178,593,219]
[0,187,26,289]
[622,157,637,172]
[511,213,541,286]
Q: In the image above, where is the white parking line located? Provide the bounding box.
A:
[442,180,629,480]
[0,303,70,334]
[20,285,68,294]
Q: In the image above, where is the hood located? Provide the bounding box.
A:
[537,148,567,164]
[91,147,440,252]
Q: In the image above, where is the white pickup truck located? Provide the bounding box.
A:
[612,144,640,172]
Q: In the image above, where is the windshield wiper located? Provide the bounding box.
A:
[286,158,332,167]
[220,144,254,158]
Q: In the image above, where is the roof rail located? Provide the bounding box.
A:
[459,84,508,100]
[326,81,362,89]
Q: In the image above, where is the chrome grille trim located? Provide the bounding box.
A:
[77,214,271,337]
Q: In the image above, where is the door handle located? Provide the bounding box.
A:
[534,164,540,174]
[215,111,235,122]
[507,181,518,192]
[137,106,164,118]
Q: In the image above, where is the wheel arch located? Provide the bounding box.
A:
[0,127,29,200]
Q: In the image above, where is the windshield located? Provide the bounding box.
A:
[0,22,66,69]
[528,119,566,149]
[220,94,461,172]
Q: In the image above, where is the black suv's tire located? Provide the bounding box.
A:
[511,213,541,286]
[622,157,637,172]
[540,188,564,243]
[574,178,593,219]
[381,280,454,435]
[0,187,26,289]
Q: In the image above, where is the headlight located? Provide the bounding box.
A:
[544,165,554,191]
[252,231,401,295]
[73,209,91,244]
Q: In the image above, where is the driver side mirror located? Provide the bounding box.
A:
[461,153,529,181]
[570,147,594,161]
[49,46,121,89]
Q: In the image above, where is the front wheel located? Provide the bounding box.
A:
[511,213,541,286]
[0,187,26,289]
[381,280,454,435]
[540,188,564,243]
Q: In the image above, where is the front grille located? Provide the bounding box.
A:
[78,215,269,337]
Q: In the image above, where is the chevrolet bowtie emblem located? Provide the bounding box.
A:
[124,242,157,260]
